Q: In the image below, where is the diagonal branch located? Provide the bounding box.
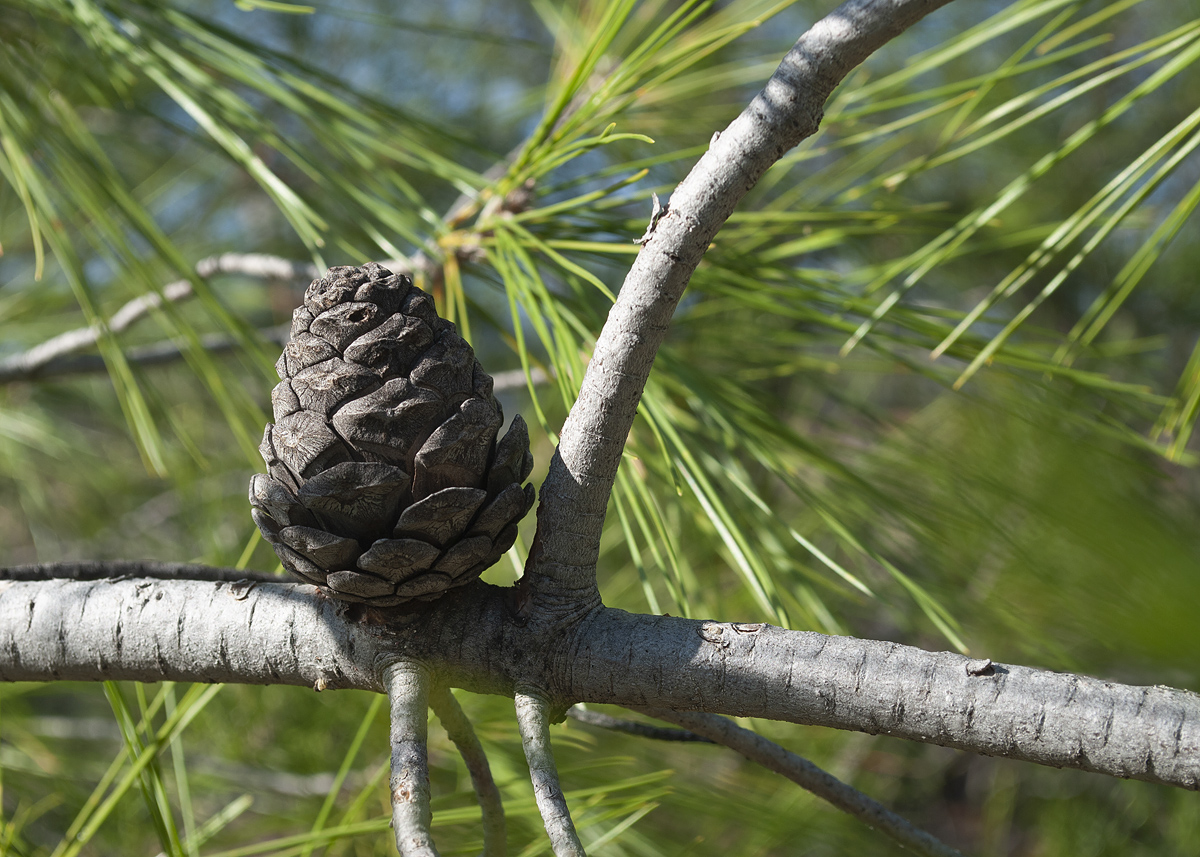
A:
[566,706,713,743]
[0,245,553,387]
[0,137,534,388]
[385,661,440,857]
[0,326,289,385]
[429,686,506,857]
[515,690,586,857]
[0,324,544,390]
[529,0,958,610]
[0,254,317,383]
[639,707,963,857]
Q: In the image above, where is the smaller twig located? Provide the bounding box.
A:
[514,690,585,857]
[1,328,546,391]
[429,686,506,857]
[0,561,279,583]
[0,249,550,389]
[385,661,440,857]
[638,708,963,857]
[492,366,550,393]
[0,254,317,381]
[0,326,291,385]
[566,706,713,743]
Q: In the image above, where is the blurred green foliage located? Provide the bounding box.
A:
[1,0,1199,854]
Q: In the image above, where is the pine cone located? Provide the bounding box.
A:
[249,262,535,606]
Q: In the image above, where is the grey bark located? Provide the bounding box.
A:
[386,661,439,857]
[515,690,586,857]
[529,0,957,613]
[2,577,1195,790]
[0,560,279,582]
[430,685,507,857]
[0,253,317,383]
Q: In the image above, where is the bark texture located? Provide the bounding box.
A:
[2,577,1195,790]
[430,686,506,856]
[570,612,1200,789]
[516,690,586,857]
[530,0,957,612]
[386,661,439,857]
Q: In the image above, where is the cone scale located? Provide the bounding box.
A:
[250,263,534,606]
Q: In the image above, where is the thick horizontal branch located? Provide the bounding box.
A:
[0,577,1194,790]
[567,611,1200,790]
[532,0,957,608]
[0,560,280,583]
[0,577,383,691]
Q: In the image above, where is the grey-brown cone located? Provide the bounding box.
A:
[250,262,535,606]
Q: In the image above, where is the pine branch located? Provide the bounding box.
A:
[0,254,317,383]
[515,690,586,857]
[530,0,959,611]
[0,247,549,388]
[0,328,289,384]
[430,686,506,857]
[639,707,963,857]
[386,661,440,857]
[566,706,714,743]
[2,578,1195,791]
[0,325,542,391]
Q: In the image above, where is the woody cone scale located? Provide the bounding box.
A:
[250,263,534,606]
